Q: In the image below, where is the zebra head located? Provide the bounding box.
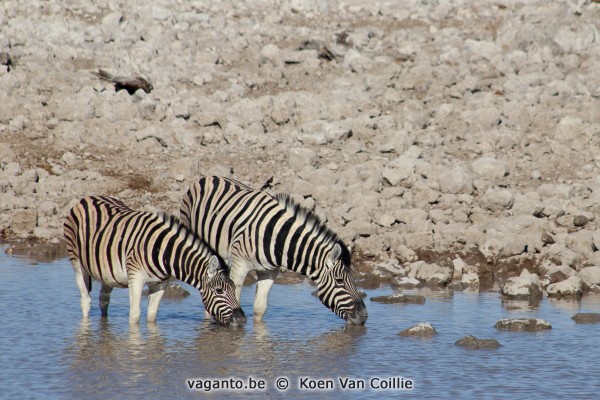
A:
[313,243,368,325]
[200,255,246,327]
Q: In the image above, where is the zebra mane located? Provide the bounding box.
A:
[154,212,227,268]
[274,193,351,265]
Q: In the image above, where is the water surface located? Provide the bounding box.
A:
[1,248,599,399]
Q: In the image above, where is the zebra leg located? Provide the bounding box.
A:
[99,284,113,317]
[254,270,278,321]
[72,260,92,318]
[128,274,145,324]
[228,259,251,304]
[146,281,167,323]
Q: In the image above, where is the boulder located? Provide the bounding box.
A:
[392,276,421,288]
[11,209,37,236]
[500,269,542,299]
[408,261,453,286]
[481,188,514,212]
[571,313,600,324]
[578,266,600,287]
[455,335,501,350]
[494,318,552,332]
[398,323,437,338]
[287,147,318,170]
[437,166,473,194]
[546,276,582,298]
[471,157,507,180]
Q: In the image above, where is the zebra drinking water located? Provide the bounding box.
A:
[64,196,246,326]
[180,176,368,325]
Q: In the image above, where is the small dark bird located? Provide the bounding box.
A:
[260,176,274,191]
[298,40,337,61]
[0,52,12,72]
[91,69,153,95]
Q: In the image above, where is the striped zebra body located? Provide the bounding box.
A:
[64,196,245,326]
[180,176,368,325]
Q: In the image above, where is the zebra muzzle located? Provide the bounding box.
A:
[228,307,247,327]
[346,303,368,325]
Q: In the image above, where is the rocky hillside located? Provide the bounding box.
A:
[1,0,600,292]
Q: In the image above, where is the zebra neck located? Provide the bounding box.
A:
[162,239,207,290]
[282,237,328,278]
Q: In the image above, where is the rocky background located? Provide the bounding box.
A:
[1,0,600,297]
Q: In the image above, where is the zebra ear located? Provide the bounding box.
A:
[326,243,342,269]
[207,255,219,279]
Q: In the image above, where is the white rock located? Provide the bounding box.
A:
[261,44,282,65]
[461,272,479,286]
[169,158,200,182]
[538,183,574,200]
[296,120,327,145]
[323,121,352,142]
[2,162,21,176]
[578,267,600,287]
[481,188,514,212]
[554,24,599,52]
[479,237,503,263]
[11,209,37,236]
[438,166,473,194]
[404,232,434,249]
[546,276,582,297]
[464,39,501,61]
[394,209,428,230]
[394,276,421,287]
[343,49,371,72]
[382,156,416,187]
[471,157,507,180]
[409,262,453,286]
[501,269,542,299]
[374,259,405,276]
[287,147,317,170]
[393,245,418,263]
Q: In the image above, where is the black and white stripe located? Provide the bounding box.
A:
[64,196,245,326]
[180,176,367,324]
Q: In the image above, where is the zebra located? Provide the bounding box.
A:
[180,176,368,325]
[63,195,246,326]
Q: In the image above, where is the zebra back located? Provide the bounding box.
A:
[181,177,349,275]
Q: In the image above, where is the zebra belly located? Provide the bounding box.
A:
[82,259,129,288]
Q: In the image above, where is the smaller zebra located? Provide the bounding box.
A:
[63,196,246,326]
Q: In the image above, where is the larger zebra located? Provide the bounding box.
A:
[180,176,368,325]
[64,196,246,326]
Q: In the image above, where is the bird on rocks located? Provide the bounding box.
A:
[91,69,153,95]
[260,176,274,191]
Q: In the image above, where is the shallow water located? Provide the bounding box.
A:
[1,249,599,399]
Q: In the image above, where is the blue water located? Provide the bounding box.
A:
[1,248,599,399]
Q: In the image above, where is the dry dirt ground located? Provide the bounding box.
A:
[1,0,600,292]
